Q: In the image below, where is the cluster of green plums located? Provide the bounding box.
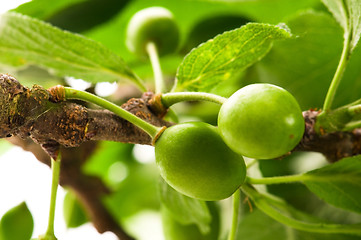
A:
[126,7,305,201]
[155,84,304,201]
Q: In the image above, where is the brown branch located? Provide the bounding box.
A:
[293,110,361,162]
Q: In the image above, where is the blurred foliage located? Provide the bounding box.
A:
[63,190,89,228]
[83,141,160,219]
[0,140,13,156]
[0,202,34,240]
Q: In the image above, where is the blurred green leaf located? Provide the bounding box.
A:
[322,0,361,51]
[321,0,348,32]
[13,0,131,33]
[347,0,361,51]
[176,23,291,92]
[255,11,346,109]
[12,0,86,20]
[161,202,219,240]
[84,142,160,219]
[63,191,88,228]
[242,184,361,236]
[0,12,145,90]
[158,179,211,234]
[237,209,290,240]
[104,162,160,219]
[237,209,361,240]
[304,156,361,214]
[0,202,34,240]
[0,140,12,156]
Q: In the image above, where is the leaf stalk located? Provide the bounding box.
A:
[322,31,351,111]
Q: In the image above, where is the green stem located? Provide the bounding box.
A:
[161,92,227,108]
[322,33,351,111]
[40,157,61,240]
[343,120,361,131]
[246,174,309,185]
[347,104,361,117]
[228,188,241,240]
[146,41,165,94]
[241,184,361,235]
[64,87,162,139]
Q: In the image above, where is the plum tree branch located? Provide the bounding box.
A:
[0,74,170,157]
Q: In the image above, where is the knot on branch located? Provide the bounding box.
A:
[294,110,361,162]
[0,74,50,138]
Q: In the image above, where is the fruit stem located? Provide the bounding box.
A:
[64,87,162,139]
[146,41,165,94]
[228,188,241,240]
[40,156,61,240]
[161,92,227,108]
[246,174,308,185]
[322,31,351,111]
[241,184,361,235]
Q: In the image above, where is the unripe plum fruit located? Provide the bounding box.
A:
[155,122,246,201]
[126,7,180,57]
[218,83,304,159]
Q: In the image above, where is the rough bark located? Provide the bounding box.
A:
[293,110,361,162]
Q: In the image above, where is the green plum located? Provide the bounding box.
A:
[126,7,180,57]
[154,122,246,201]
[218,83,305,159]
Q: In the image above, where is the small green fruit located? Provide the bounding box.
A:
[155,122,246,201]
[218,83,305,159]
[126,7,180,57]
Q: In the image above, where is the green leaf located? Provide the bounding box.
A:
[346,0,361,51]
[237,210,289,240]
[176,23,291,92]
[322,0,361,51]
[321,0,349,32]
[63,191,88,228]
[0,202,34,240]
[0,12,146,91]
[161,203,219,240]
[303,156,361,214]
[12,0,86,20]
[242,184,361,236]
[158,178,211,234]
[254,11,345,109]
[237,209,361,240]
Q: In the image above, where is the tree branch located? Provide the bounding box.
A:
[293,110,361,162]
[0,74,170,152]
